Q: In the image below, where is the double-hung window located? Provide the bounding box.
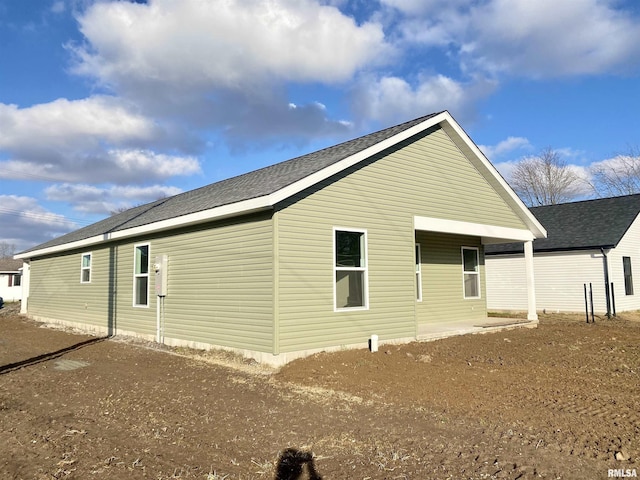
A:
[334,228,368,310]
[81,253,92,283]
[623,256,634,296]
[134,244,150,306]
[462,247,480,299]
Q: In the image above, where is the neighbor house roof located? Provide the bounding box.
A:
[486,194,640,255]
[0,258,23,272]
[17,111,546,259]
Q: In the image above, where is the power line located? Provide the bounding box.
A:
[0,206,96,227]
[0,168,77,184]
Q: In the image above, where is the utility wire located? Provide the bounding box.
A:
[0,206,96,227]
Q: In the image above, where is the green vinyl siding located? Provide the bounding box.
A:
[28,249,112,329]
[275,126,515,352]
[415,231,486,324]
[28,212,274,352]
[155,213,273,352]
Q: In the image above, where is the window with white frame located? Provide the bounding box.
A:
[462,247,480,299]
[334,229,368,309]
[415,243,422,301]
[134,244,150,306]
[81,253,92,283]
[623,256,634,296]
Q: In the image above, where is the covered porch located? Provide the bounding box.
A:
[414,215,539,326]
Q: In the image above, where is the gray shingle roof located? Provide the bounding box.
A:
[21,112,441,255]
[0,258,22,272]
[486,194,640,254]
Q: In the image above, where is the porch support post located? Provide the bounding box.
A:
[524,240,537,321]
[20,261,30,314]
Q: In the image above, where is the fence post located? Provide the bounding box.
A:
[610,282,616,317]
[584,283,589,323]
[589,282,595,323]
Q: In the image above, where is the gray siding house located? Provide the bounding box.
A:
[486,194,640,315]
[16,112,546,365]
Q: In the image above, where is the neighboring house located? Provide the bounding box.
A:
[486,194,640,315]
[16,111,546,365]
[0,258,23,302]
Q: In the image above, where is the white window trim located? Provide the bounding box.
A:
[333,227,369,312]
[133,243,150,308]
[80,252,92,284]
[461,246,481,299]
[416,243,422,302]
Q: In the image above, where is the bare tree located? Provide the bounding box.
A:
[509,148,585,206]
[0,241,16,259]
[590,146,640,197]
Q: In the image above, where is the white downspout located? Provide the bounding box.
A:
[524,240,538,321]
[156,296,161,343]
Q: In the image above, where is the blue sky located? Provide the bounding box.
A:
[1,0,640,252]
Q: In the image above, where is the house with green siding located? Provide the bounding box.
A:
[16,111,546,365]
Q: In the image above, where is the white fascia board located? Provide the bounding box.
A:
[440,117,547,239]
[15,198,272,259]
[414,216,535,242]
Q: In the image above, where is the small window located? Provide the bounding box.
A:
[415,243,422,301]
[462,247,480,299]
[81,253,92,283]
[334,229,368,310]
[13,274,21,287]
[134,244,150,307]
[623,256,633,296]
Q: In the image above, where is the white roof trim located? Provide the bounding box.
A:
[19,111,545,259]
[414,215,536,242]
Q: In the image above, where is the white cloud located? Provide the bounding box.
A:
[0,149,200,185]
[385,0,640,78]
[479,136,532,161]
[0,97,201,184]
[0,96,160,152]
[465,0,640,77]
[0,195,78,251]
[64,0,390,142]
[71,0,390,90]
[351,74,497,125]
[45,183,182,215]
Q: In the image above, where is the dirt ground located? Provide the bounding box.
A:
[0,302,638,480]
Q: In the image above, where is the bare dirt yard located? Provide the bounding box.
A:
[1,302,638,480]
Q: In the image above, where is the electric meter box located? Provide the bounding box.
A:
[154,255,168,297]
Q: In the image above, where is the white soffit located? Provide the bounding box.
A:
[414,216,535,242]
